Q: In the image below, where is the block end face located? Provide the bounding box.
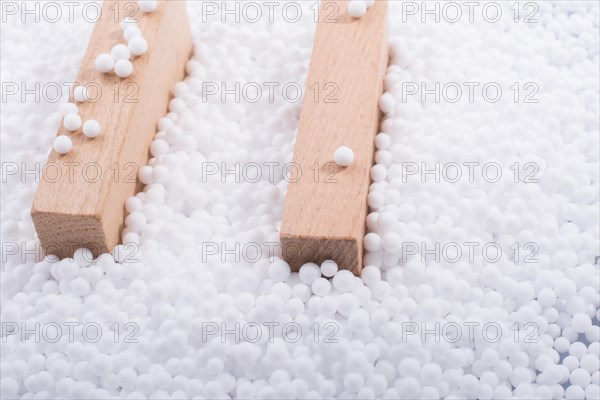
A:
[280,233,361,275]
[31,209,109,259]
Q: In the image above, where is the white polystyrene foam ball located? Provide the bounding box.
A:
[63,113,82,131]
[320,260,338,278]
[82,120,101,138]
[379,93,396,114]
[95,53,114,73]
[53,136,72,154]
[299,263,321,284]
[139,0,158,13]
[361,265,380,286]
[74,86,88,103]
[114,59,134,78]
[123,26,142,42]
[332,270,355,293]
[334,146,354,167]
[312,278,331,296]
[111,44,131,61]
[269,259,291,282]
[128,36,148,56]
[348,0,367,18]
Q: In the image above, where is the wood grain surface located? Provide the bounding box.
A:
[280,0,389,274]
[31,0,193,259]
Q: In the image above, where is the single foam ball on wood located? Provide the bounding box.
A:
[312,278,331,296]
[139,0,158,13]
[74,86,88,103]
[334,146,354,167]
[348,0,367,18]
[63,113,82,131]
[53,136,72,154]
[95,53,114,73]
[128,36,148,56]
[269,259,291,282]
[82,120,101,138]
[299,263,321,284]
[320,260,338,277]
[115,59,134,78]
[111,44,131,61]
[123,26,142,41]
[333,270,355,293]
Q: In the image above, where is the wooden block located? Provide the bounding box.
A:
[280,0,389,274]
[31,0,192,259]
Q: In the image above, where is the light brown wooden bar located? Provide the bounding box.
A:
[280,0,389,274]
[31,0,192,259]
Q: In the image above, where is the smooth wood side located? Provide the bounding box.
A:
[280,0,389,274]
[31,0,193,259]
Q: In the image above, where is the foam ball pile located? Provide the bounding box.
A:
[1,1,598,399]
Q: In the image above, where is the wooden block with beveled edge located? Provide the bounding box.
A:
[31,0,192,259]
[280,0,389,274]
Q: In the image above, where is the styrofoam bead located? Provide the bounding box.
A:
[299,263,321,284]
[95,53,115,73]
[139,0,158,13]
[571,313,592,333]
[53,135,73,154]
[268,259,291,282]
[381,232,402,253]
[320,260,338,278]
[360,265,380,286]
[82,119,101,138]
[120,17,137,30]
[115,59,134,78]
[74,86,88,103]
[332,270,355,293]
[312,278,331,297]
[128,36,148,56]
[379,93,396,114]
[111,44,131,61]
[123,26,142,41]
[347,0,367,18]
[334,146,354,167]
[348,308,370,332]
[63,113,82,131]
